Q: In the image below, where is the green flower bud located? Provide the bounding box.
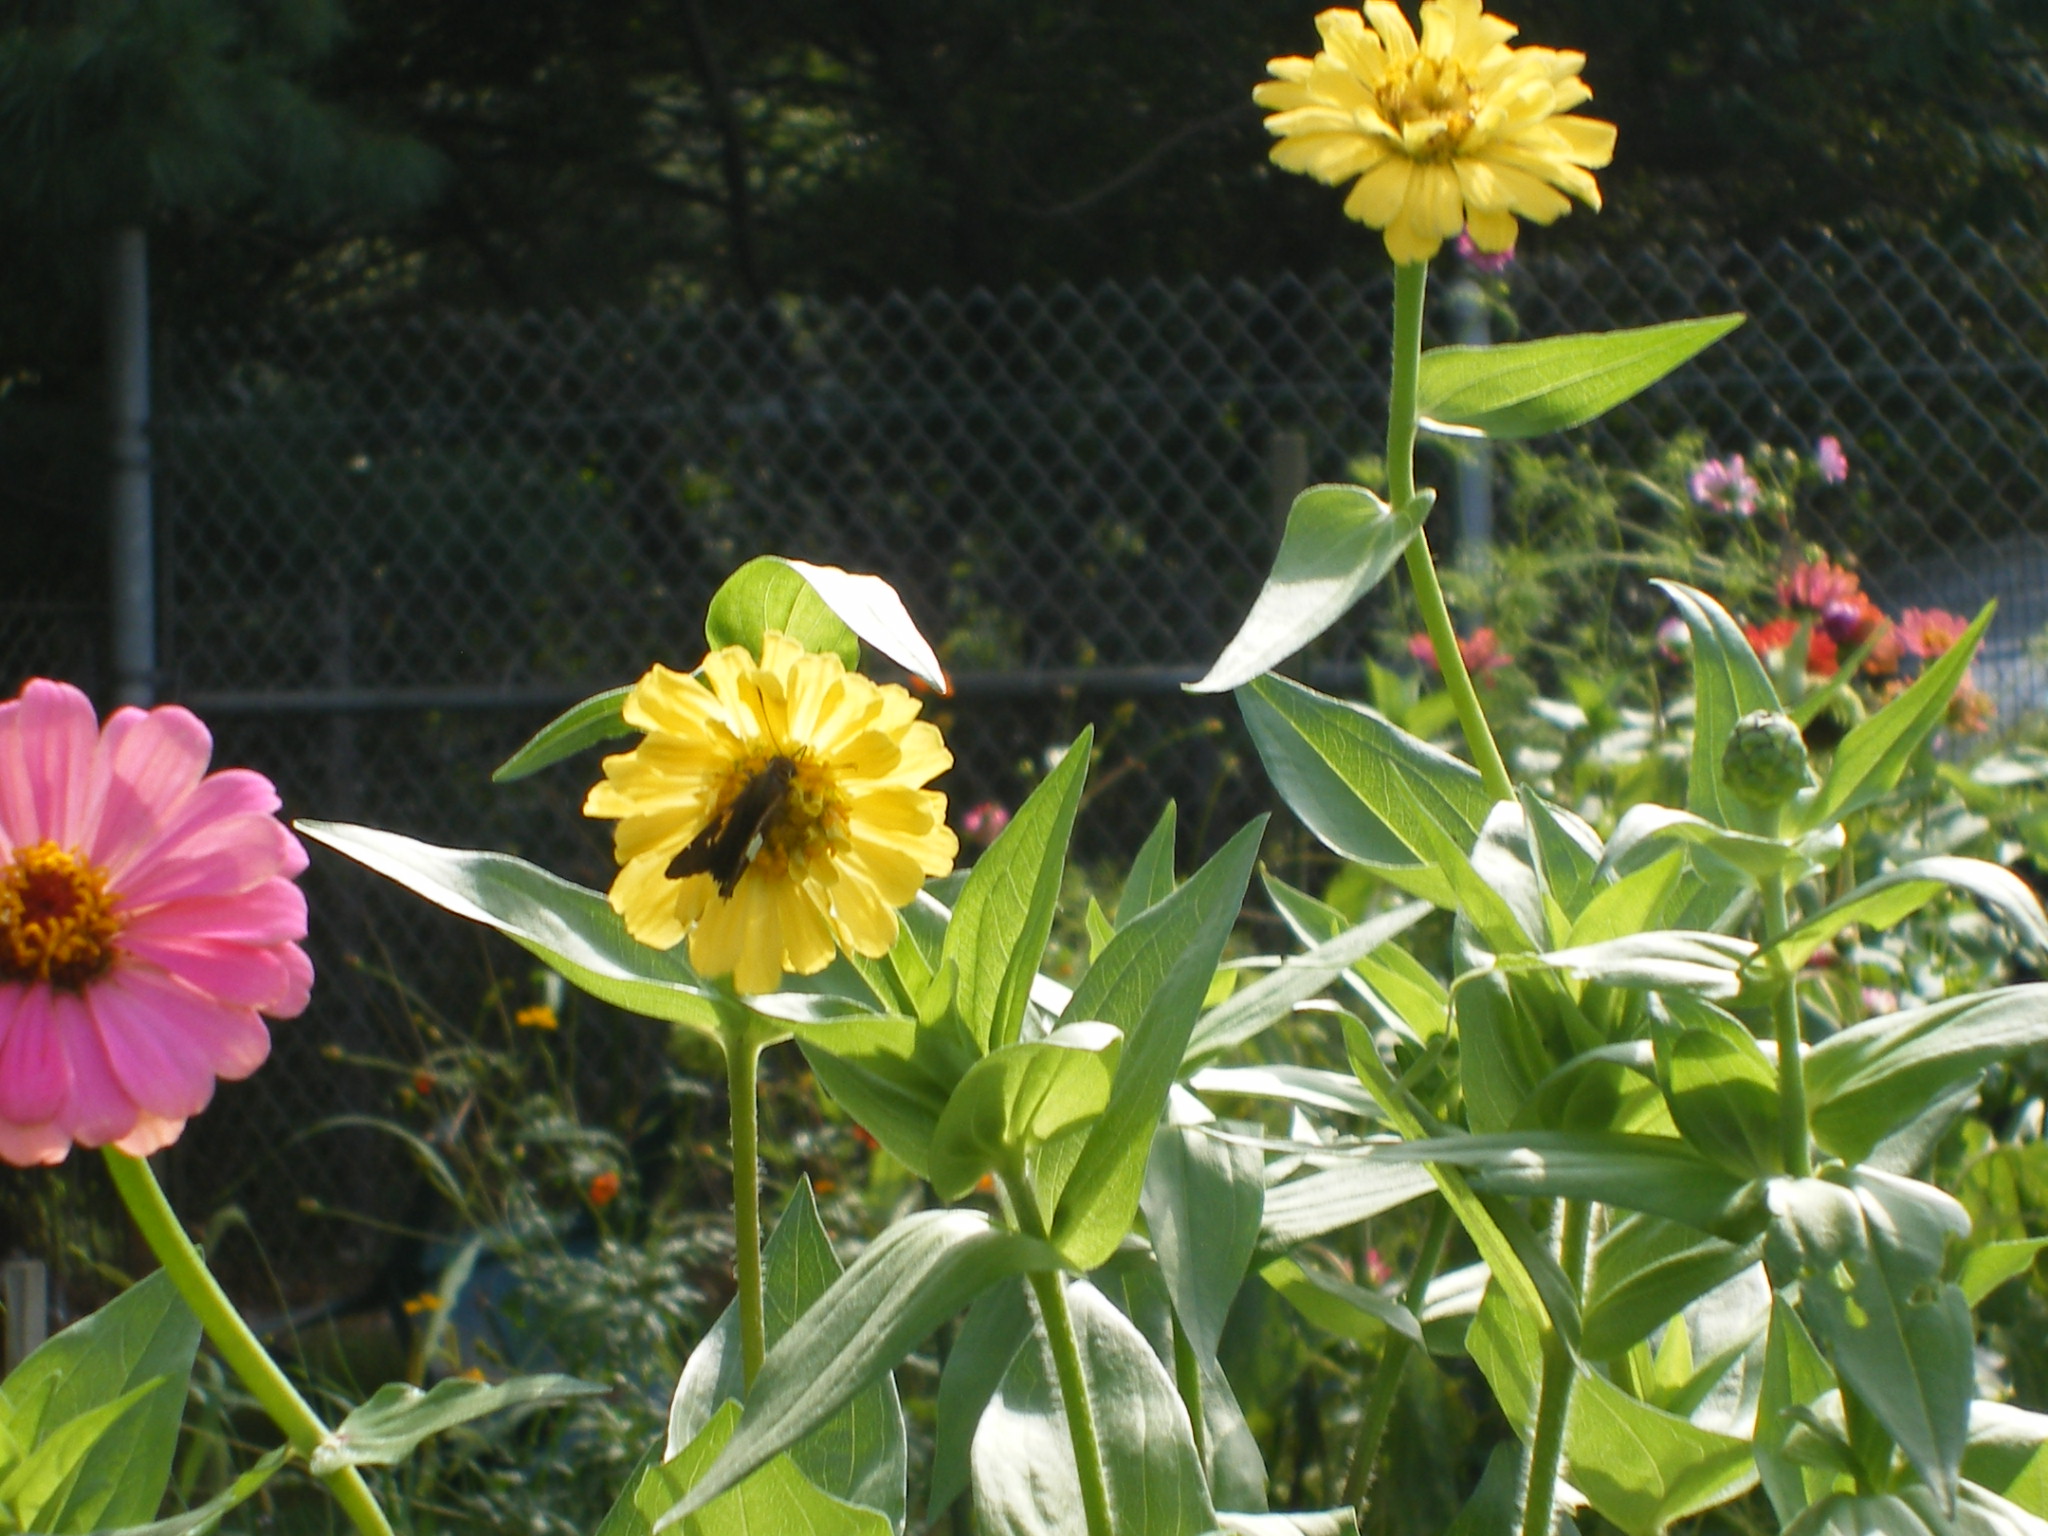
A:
[1721,710,1810,809]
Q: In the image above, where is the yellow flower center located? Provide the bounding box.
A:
[1379,56,1477,161]
[0,841,122,988]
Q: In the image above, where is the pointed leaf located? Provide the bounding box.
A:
[1120,804,1180,920]
[1051,820,1265,1269]
[492,684,636,782]
[658,1211,1056,1528]
[109,1446,290,1536]
[1141,1124,1263,1359]
[1258,1162,1436,1249]
[1417,316,1744,439]
[930,1024,1124,1202]
[943,730,1092,1052]
[781,559,948,691]
[1582,1215,1766,1360]
[704,556,860,671]
[1654,581,1781,830]
[642,1403,889,1536]
[311,1374,605,1473]
[927,1279,1032,1519]
[1756,1297,1837,1524]
[1191,484,1426,693]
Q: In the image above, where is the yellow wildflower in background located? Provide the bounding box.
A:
[513,1004,559,1030]
[1255,0,1614,263]
[586,632,957,995]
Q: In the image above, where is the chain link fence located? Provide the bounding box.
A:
[4,230,2047,1303]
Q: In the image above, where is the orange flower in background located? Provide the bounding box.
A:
[514,1003,558,1030]
[1409,626,1511,679]
[587,1170,621,1207]
[1744,619,1838,678]
[1949,682,1996,735]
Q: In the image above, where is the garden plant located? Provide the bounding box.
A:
[2,3,2046,1536]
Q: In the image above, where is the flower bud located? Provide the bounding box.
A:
[1721,710,1810,809]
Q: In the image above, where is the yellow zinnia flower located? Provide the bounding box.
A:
[586,632,957,995]
[1254,0,1615,264]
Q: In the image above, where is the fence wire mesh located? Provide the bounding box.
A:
[4,231,2047,1303]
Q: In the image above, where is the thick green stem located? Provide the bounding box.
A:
[104,1150,395,1536]
[1030,1270,1116,1536]
[1519,1200,1591,1536]
[1762,876,1814,1177]
[726,1027,767,1387]
[1344,1196,1454,1509]
[1387,260,1513,802]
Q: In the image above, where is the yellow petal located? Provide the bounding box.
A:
[1464,206,1518,252]
[1342,154,1415,229]
[773,878,837,976]
[1468,152,1576,220]
[1550,114,1617,167]
[1363,1,1417,64]
[821,863,898,958]
[609,855,693,950]
[1316,9,1389,79]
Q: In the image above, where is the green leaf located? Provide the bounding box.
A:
[1258,1162,1436,1249]
[1416,315,1744,439]
[1376,1132,1759,1237]
[1239,674,1491,910]
[1120,804,1180,920]
[1805,603,1994,829]
[1519,788,1606,921]
[0,1268,200,1534]
[1186,1065,1381,1121]
[930,1023,1124,1201]
[642,1403,889,1536]
[1963,1402,2048,1513]
[1467,1281,1757,1535]
[1599,804,1821,884]
[666,1180,907,1528]
[797,1015,956,1178]
[1659,1013,1784,1177]
[970,1280,1215,1536]
[658,1211,1057,1528]
[1960,1239,2048,1307]
[1763,1170,1973,1505]
[310,1374,605,1473]
[109,1446,289,1536]
[844,891,946,1016]
[1215,1512,1359,1535]
[1653,581,1781,831]
[1050,819,1265,1269]
[1140,1124,1263,1359]
[1259,1257,1424,1349]
[943,730,1091,1053]
[1190,484,1427,694]
[297,821,739,1038]
[1186,900,1431,1060]
[1522,931,1756,999]
[776,558,949,691]
[1756,1297,1837,1525]
[1805,985,2048,1162]
[1784,1494,1937,1536]
[1581,1215,1766,1360]
[492,684,636,782]
[704,556,860,670]
[1749,859,2048,989]
[927,1279,1032,1519]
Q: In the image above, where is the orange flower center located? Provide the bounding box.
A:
[0,841,121,988]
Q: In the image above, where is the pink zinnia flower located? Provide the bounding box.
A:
[1815,436,1850,485]
[1688,455,1760,517]
[1778,557,1862,617]
[959,801,1011,846]
[1454,229,1515,274]
[0,680,310,1166]
[1896,608,1972,660]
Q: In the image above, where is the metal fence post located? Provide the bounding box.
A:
[108,226,156,706]
[1268,429,1309,529]
[3,1258,49,1371]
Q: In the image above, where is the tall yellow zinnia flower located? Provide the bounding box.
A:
[1255,0,1615,264]
[586,632,957,995]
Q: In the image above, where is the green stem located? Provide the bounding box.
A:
[1388,260,1513,802]
[1519,1200,1591,1536]
[1344,1196,1454,1509]
[104,1150,395,1536]
[1762,876,1814,1177]
[726,1026,767,1387]
[1030,1269,1115,1536]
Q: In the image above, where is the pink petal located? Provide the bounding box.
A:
[103,964,270,1081]
[87,706,214,873]
[104,769,282,886]
[122,877,308,949]
[84,973,222,1121]
[113,1113,187,1157]
[0,680,101,850]
[51,988,139,1146]
[116,934,298,1013]
[0,1117,70,1167]
[0,985,70,1125]
[272,942,313,1018]
[117,815,302,908]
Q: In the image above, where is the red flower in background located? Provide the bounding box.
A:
[1409,628,1512,681]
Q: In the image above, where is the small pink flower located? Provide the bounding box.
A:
[1861,987,1899,1016]
[1778,557,1862,617]
[1454,229,1515,274]
[1815,436,1850,485]
[0,680,310,1166]
[1896,608,1972,660]
[1688,455,1760,517]
[960,801,1011,846]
